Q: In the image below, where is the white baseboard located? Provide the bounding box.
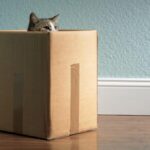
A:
[98,78,150,115]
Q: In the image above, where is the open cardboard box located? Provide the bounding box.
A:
[0,30,98,139]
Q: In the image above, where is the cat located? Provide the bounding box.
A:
[28,12,59,32]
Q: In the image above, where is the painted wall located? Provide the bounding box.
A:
[0,0,149,78]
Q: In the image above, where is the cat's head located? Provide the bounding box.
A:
[28,12,59,31]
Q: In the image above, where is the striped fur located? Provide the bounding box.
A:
[28,12,59,32]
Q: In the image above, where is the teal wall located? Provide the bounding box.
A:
[0,0,150,78]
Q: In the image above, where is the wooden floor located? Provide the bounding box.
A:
[1,115,150,150]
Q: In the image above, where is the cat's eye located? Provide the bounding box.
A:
[44,26,51,30]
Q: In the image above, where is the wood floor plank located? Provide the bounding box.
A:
[99,115,150,150]
[0,115,150,150]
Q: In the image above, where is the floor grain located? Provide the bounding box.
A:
[0,115,150,150]
[99,115,150,150]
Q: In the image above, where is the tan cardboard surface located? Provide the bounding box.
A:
[49,31,97,139]
[0,32,49,138]
[0,30,97,139]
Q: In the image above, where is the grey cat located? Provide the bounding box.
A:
[28,12,59,31]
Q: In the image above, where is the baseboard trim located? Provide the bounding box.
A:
[98,78,150,87]
[98,78,150,115]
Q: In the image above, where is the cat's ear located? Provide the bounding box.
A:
[50,14,59,24]
[29,12,39,23]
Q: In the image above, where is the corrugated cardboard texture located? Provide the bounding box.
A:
[0,30,97,139]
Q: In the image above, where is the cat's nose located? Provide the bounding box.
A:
[45,26,50,30]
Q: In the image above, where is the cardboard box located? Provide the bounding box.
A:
[0,30,97,139]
